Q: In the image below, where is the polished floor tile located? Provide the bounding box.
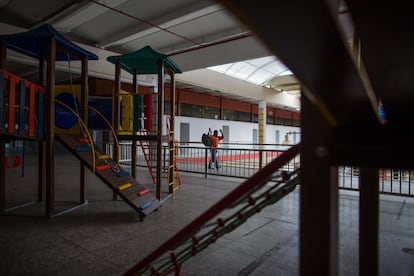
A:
[1,152,414,275]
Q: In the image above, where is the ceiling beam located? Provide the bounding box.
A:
[52,0,130,31]
[218,0,378,127]
[98,4,223,49]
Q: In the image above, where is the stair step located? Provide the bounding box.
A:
[139,201,152,211]
[117,171,129,177]
[118,183,132,191]
[75,147,91,152]
[138,188,150,196]
[79,137,91,143]
[97,154,111,160]
[96,164,111,171]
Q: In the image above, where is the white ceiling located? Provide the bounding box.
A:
[2,0,354,109]
[0,0,271,69]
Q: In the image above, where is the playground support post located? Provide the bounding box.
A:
[80,54,89,204]
[45,37,56,217]
[168,69,176,194]
[156,59,164,200]
[131,69,138,178]
[0,141,5,214]
[112,59,121,201]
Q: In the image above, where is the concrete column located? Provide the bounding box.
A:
[300,90,338,276]
[359,167,379,276]
[258,100,266,145]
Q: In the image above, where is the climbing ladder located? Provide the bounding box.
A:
[167,130,180,196]
[139,138,156,185]
[56,133,160,220]
[166,115,180,196]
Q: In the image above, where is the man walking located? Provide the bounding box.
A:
[208,128,224,170]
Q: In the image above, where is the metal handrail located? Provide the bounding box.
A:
[88,105,121,165]
[124,143,301,275]
[54,99,96,172]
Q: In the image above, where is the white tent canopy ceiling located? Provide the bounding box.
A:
[0,0,353,110]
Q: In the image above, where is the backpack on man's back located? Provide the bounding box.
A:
[202,133,212,147]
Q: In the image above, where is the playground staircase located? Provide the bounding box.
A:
[56,133,160,220]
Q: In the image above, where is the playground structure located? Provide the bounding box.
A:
[0,24,303,275]
[0,22,300,275]
[0,24,181,220]
[106,45,183,200]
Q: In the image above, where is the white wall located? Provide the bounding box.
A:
[171,115,300,145]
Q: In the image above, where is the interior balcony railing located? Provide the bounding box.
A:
[106,142,414,198]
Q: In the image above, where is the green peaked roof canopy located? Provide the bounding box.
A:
[106,45,182,74]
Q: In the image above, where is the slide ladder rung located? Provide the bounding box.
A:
[139,201,152,211]
[79,138,91,143]
[117,171,129,177]
[118,183,132,191]
[75,147,91,152]
[96,164,111,171]
[138,188,150,196]
[97,154,111,160]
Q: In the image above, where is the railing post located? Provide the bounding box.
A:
[204,148,208,178]
[0,141,5,214]
[259,149,263,170]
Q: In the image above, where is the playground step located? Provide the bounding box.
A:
[97,154,111,160]
[79,137,91,143]
[96,164,111,171]
[118,183,132,191]
[139,201,152,211]
[117,171,129,177]
[138,188,150,196]
[75,147,91,152]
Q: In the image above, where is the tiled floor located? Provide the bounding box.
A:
[1,150,414,275]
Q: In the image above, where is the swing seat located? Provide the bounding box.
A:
[5,155,22,168]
